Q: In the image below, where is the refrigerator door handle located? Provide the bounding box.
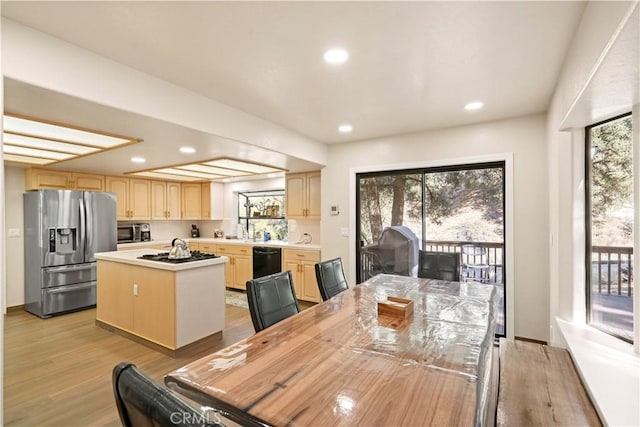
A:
[79,194,87,259]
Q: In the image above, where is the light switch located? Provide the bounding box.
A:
[7,228,20,238]
[133,284,139,296]
[340,228,349,237]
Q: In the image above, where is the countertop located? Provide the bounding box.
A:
[117,238,321,251]
[95,248,229,271]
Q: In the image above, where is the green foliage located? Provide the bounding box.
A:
[590,117,633,218]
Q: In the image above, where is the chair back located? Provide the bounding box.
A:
[246,270,301,332]
[113,362,218,427]
[418,251,461,281]
[315,257,349,301]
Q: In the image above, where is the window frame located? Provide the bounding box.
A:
[584,111,634,344]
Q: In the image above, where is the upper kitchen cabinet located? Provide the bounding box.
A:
[151,181,181,220]
[181,183,203,220]
[106,176,151,220]
[285,171,321,220]
[201,182,224,219]
[25,168,105,191]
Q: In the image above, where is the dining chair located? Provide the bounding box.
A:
[246,270,301,333]
[315,257,349,301]
[112,362,221,427]
[418,250,461,281]
[461,244,491,282]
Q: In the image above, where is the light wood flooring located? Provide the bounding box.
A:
[4,305,255,426]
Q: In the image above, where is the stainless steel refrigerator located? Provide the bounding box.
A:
[24,189,117,318]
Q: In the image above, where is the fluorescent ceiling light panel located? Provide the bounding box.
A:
[3,133,99,155]
[132,171,205,182]
[205,159,280,174]
[130,158,286,181]
[174,164,246,176]
[4,116,132,147]
[2,154,55,165]
[2,114,139,166]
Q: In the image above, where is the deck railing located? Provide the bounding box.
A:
[424,240,504,284]
[591,246,634,296]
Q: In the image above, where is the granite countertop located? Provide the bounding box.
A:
[96,248,228,271]
[118,238,321,251]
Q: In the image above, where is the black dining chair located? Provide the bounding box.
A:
[418,250,461,281]
[315,257,349,301]
[246,270,301,333]
[112,362,222,427]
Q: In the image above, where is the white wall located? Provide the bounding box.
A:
[321,113,549,342]
[4,166,24,307]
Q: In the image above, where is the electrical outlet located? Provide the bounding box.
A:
[7,228,20,238]
[340,228,349,237]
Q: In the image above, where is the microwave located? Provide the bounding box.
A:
[117,223,150,243]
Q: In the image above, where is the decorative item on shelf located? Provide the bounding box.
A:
[377,297,414,319]
[265,205,280,217]
[253,211,261,217]
[214,229,224,238]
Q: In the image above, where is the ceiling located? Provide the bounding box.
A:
[2,1,587,176]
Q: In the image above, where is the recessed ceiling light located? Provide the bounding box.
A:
[324,48,349,64]
[464,101,484,111]
[179,146,196,154]
[131,156,146,163]
[338,124,353,133]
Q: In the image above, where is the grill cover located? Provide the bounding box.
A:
[365,226,419,277]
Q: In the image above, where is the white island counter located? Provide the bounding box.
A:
[95,249,228,355]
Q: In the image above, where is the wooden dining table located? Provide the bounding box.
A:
[165,274,498,427]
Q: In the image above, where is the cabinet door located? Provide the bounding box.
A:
[133,268,176,348]
[285,174,306,219]
[181,183,202,219]
[306,172,321,220]
[150,181,167,220]
[224,256,235,288]
[201,182,211,219]
[106,176,130,220]
[72,173,105,191]
[26,168,70,190]
[129,179,151,220]
[199,243,217,254]
[96,261,134,331]
[166,182,182,220]
[284,260,303,298]
[301,261,321,302]
[234,255,252,291]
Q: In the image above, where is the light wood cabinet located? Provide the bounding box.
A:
[216,244,252,290]
[106,176,151,220]
[198,243,217,254]
[181,183,203,220]
[282,248,321,302]
[25,168,105,191]
[96,261,176,348]
[201,182,224,219]
[285,171,321,220]
[151,181,181,220]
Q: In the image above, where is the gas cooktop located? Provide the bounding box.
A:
[137,251,220,264]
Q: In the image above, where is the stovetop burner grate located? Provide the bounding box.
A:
[137,250,220,263]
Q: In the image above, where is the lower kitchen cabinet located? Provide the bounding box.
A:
[215,244,252,290]
[96,261,175,347]
[282,248,321,303]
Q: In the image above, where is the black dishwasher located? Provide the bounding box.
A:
[252,246,282,279]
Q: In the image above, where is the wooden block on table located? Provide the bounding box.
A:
[377,296,413,319]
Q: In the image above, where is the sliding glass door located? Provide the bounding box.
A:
[356,162,506,336]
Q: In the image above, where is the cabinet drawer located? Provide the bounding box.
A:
[283,249,320,262]
[216,245,251,256]
[199,243,216,253]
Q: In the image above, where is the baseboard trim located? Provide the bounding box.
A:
[515,335,548,345]
[6,305,25,314]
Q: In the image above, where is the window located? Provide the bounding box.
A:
[586,113,634,343]
[356,162,506,336]
[237,190,287,240]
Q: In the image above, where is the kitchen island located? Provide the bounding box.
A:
[95,249,228,355]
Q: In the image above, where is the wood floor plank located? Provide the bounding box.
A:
[3,305,254,426]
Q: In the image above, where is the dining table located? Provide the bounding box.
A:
[164,274,498,427]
